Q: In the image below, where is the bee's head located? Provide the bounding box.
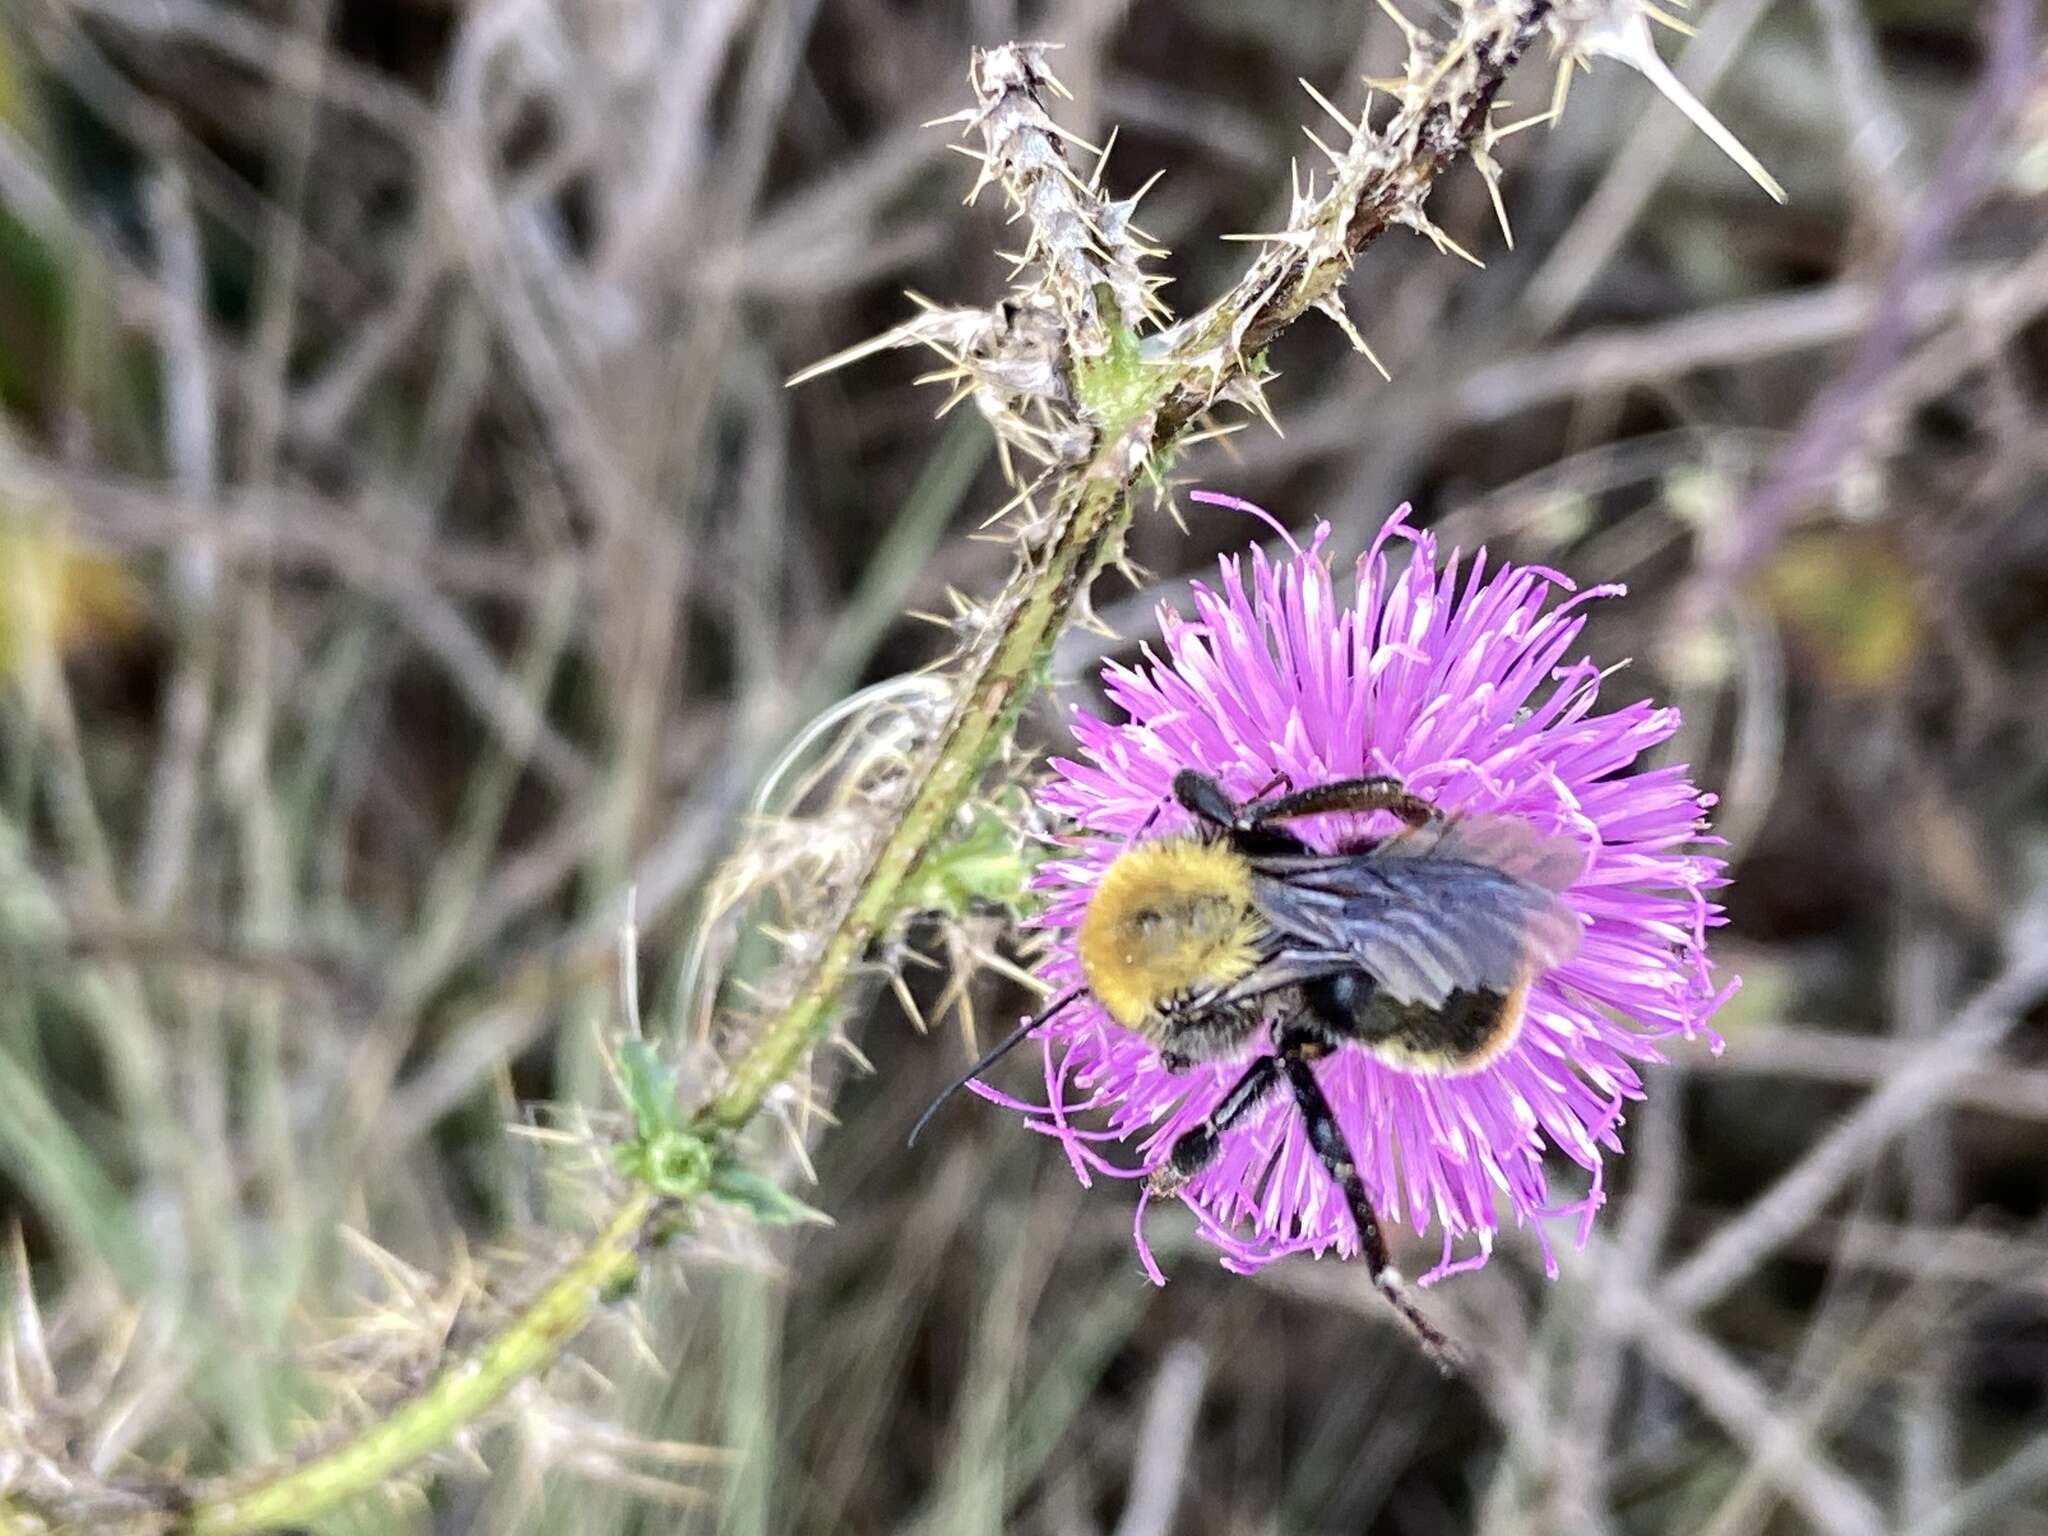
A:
[1077,838,1265,1033]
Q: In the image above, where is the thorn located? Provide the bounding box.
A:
[786,318,925,387]
[1640,2,1697,36]
[1302,125,1345,168]
[506,1120,581,1146]
[1039,117,1104,158]
[1060,582,1111,638]
[1549,53,1576,128]
[1299,76,1359,138]
[929,968,975,1043]
[1476,157,1515,251]
[615,1305,670,1377]
[930,382,977,419]
[976,946,1048,996]
[890,971,929,1033]
[1089,124,1119,190]
[977,501,1015,534]
[1229,267,1289,356]
[1374,0,1428,49]
[946,142,1000,205]
[1314,295,1392,381]
[1126,166,1167,212]
[591,1013,630,1117]
[8,1225,53,1402]
[1407,211,1486,268]
[1586,12,1785,202]
[998,413,1060,450]
[342,1226,425,1301]
[1219,228,1318,250]
[1489,108,1555,140]
[1050,157,1105,208]
[1106,551,1147,600]
[1230,373,1285,438]
[787,1103,831,1178]
[618,885,643,1040]
[1173,418,1251,451]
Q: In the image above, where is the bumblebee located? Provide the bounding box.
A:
[913,769,1585,1366]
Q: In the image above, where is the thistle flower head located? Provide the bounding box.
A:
[991,501,1732,1284]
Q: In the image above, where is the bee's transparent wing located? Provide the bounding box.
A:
[1374,812,1589,892]
[1248,849,1581,1008]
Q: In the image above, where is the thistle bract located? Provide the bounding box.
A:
[988,502,1732,1284]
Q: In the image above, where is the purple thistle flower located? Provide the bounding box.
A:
[983,500,1733,1286]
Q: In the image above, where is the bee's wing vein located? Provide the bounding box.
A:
[1249,854,1579,1007]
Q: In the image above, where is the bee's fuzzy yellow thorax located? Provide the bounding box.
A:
[1078,839,1264,1030]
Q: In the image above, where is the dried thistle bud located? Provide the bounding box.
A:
[797,43,1169,484]
[957,43,1166,353]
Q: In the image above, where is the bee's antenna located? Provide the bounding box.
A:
[907,987,1082,1148]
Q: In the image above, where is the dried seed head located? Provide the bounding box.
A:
[795,44,1169,483]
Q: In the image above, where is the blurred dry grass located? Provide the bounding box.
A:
[1,0,2046,1532]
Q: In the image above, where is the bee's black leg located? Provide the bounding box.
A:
[1242,776,1439,832]
[1170,769,1242,830]
[1146,1051,1285,1199]
[1277,1036,1461,1372]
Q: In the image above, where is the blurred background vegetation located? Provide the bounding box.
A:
[1,0,2045,1531]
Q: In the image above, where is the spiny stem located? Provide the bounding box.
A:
[700,468,1133,1131]
[181,1193,656,1535]
[168,7,1553,1527]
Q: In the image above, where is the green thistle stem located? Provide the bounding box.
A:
[700,469,1132,1130]
[182,1192,657,1535]
[169,7,1552,1527]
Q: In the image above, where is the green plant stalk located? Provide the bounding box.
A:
[183,1192,656,1536]
[171,8,1553,1524]
[700,465,1134,1131]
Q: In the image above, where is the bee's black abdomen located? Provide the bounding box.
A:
[1305,970,1520,1071]
[1303,971,1375,1034]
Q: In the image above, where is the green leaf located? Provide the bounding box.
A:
[1073,318,1150,428]
[709,1165,832,1227]
[901,798,1044,920]
[617,1038,682,1138]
